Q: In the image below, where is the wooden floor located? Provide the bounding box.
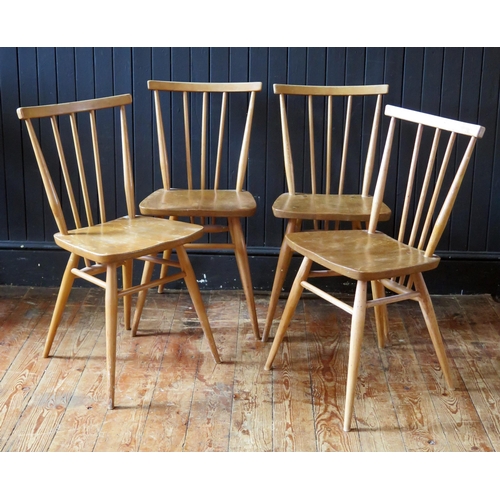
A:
[0,284,499,452]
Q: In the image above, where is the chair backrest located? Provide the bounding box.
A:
[148,80,262,192]
[369,105,485,257]
[273,83,389,197]
[17,94,135,235]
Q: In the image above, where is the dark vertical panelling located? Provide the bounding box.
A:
[151,48,171,192]
[438,48,464,251]
[344,48,366,192]
[248,47,268,248]
[18,48,44,242]
[191,47,210,194]
[94,48,116,221]
[421,48,447,247]
[391,46,420,243]
[306,48,327,85]
[113,48,133,217]
[4,48,26,241]
[170,47,191,190]
[345,47,365,84]
[451,47,483,252]
[0,48,21,241]
[421,48,444,114]
[74,48,96,226]
[132,47,153,207]
[380,47,405,237]
[286,48,308,195]
[229,47,249,190]
[265,47,288,248]
[208,48,229,245]
[209,47,229,192]
[326,48,346,85]
[364,48,387,195]
[470,48,500,252]
[326,48,347,203]
[0,46,499,282]
[0,54,6,242]
[484,50,500,253]
[306,48,327,196]
[54,48,79,229]
[55,48,77,103]
[37,48,60,240]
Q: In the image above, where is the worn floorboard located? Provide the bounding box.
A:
[0,286,499,452]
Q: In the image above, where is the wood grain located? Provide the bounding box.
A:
[0,287,498,451]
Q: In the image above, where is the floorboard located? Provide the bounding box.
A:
[0,286,499,452]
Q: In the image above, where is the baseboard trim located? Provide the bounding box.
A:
[1,247,499,296]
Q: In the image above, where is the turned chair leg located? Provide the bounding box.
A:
[157,248,173,294]
[413,272,454,389]
[371,280,389,348]
[262,219,299,342]
[158,216,178,294]
[176,245,221,364]
[228,217,260,340]
[105,263,119,410]
[43,253,80,358]
[122,260,133,331]
[264,256,313,370]
[343,280,368,432]
[131,258,155,337]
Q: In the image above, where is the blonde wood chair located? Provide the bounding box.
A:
[17,94,221,410]
[262,84,392,342]
[264,104,485,431]
[140,81,262,339]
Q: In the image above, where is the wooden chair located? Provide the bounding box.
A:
[17,94,221,410]
[262,84,392,342]
[264,104,485,431]
[140,81,262,339]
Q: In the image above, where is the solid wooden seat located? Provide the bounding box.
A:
[286,230,440,281]
[140,80,262,339]
[140,188,256,218]
[262,83,391,342]
[272,193,392,221]
[17,94,221,410]
[264,104,485,432]
[54,216,204,263]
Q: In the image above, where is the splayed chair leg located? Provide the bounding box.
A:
[264,256,312,370]
[343,280,368,432]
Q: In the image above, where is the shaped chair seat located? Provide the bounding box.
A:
[286,230,440,281]
[272,193,392,222]
[54,216,204,262]
[140,188,256,218]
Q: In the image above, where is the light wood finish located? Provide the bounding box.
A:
[0,286,499,451]
[140,80,262,339]
[264,104,485,431]
[263,84,391,342]
[17,94,221,410]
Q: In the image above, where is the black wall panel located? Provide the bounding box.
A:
[0,47,499,294]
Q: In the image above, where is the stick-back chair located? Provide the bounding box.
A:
[17,94,221,410]
[264,104,485,431]
[139,81,262,339]
[262,83,392,342]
